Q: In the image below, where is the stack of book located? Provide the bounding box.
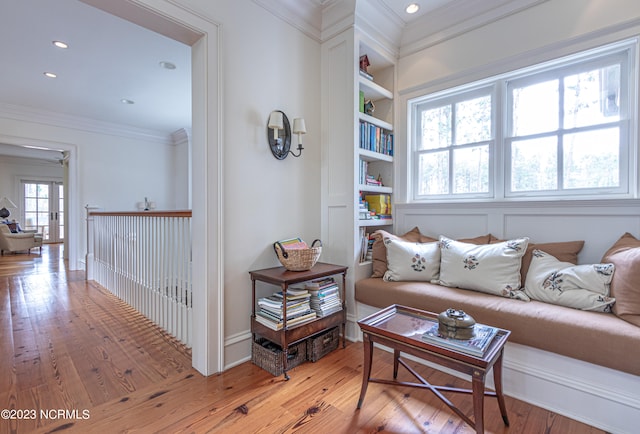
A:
[359,120,394,156]
[305,277,343,317]
[421,322,498,357]
[365,174,382,186]
[359,228,374,262]
[256,287,316,330]
[359,195,371,220]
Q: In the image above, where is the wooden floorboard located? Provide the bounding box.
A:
[0,245,605,433]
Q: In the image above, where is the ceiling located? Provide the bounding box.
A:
[377,0,458,25]
[0,0,512,162]
[0,0,191,159]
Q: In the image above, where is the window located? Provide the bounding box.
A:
[410,39,635,201]
[413,88,493,198]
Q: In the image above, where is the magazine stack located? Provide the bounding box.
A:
[256,287,316,330]
[305,277,343,317]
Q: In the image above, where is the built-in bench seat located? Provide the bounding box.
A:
[355,277,640,376]
[352,229,640,433]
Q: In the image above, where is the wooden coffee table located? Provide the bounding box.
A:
[357,305,510,434]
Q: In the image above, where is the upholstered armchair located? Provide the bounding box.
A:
[0,224,43,254]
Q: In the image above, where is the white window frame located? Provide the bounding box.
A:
[409,38,637,202]
[412,85,496,199]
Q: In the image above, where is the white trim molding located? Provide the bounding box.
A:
[0,102,173,146]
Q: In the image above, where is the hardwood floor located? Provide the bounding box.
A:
[0,245,604,434]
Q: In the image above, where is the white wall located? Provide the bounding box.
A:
[182,0,322,367]
[394,0,640,237]
[0,116,178,269]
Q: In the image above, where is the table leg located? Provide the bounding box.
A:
[282,350,290,380]
[471,370,485,434]
[393,349,400,379]
[493,350,510,426]
[357,333,373,409]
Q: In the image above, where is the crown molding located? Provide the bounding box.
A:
[253,0,325,42]
[0,102,173,146]
[354,0,402,55]
[171,128,191,146]
[320,0,355,42]
[0,154,62,167]
[400,0,550,57]
[257,0,547,58]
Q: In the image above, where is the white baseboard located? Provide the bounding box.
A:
[355,302,640,434]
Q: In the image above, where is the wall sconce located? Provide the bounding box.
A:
[267,110,306,159]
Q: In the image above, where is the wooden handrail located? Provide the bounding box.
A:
[89,210,192,217]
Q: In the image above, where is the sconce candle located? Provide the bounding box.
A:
[268,111,284,140]
[293,118,306,145]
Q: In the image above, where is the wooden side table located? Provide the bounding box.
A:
[250,262,348,379]
[357,305,510,434]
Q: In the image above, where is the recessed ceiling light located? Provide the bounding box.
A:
[159,61,176,70]
[52,40,69,49]
[406,3,420,14]
[120,99,135,105]
[44,72,57,78]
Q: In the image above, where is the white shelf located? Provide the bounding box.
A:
[358,184,392,194]
[359,112,392,131]
[359,75,393,101]
[359,219,393,227]
[359,148,393,163]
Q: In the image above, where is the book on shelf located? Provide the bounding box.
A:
[272,290,311,301]
[257,292,313,320]
[304,277,343,317]
[359,228,374,262]
[255,310,317,330]
[308,285,338,296]
[421,323,498,357]
[359,120,394,156]
[258,294,309,308]
[364,194,391,215]
[304,277,336,289]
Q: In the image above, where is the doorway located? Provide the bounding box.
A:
[21,180,64,243]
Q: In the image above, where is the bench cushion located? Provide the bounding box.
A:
[602,232,640,327]
[355,277,640,376]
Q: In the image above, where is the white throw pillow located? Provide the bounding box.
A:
[383,238,440,282]
[524,250,616,312]
[438,236,530,301]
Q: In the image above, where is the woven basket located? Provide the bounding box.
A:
[307,327,340,362]
[252,337,306,376]
[273,239,322,271]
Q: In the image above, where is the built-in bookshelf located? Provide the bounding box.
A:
[320,28,397,337]
[357,39,395,265]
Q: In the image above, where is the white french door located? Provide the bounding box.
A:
[21,180,64,243]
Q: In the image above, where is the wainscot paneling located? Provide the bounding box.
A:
[394,200,640,264]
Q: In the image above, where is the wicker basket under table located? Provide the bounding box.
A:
[252,337,306,376]
[307,327,340,362]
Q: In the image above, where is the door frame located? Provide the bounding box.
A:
[80,0,224,376]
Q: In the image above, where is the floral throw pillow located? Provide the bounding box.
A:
[383,238,440,282]
[525,250,616,312]
[438,236,530,301]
